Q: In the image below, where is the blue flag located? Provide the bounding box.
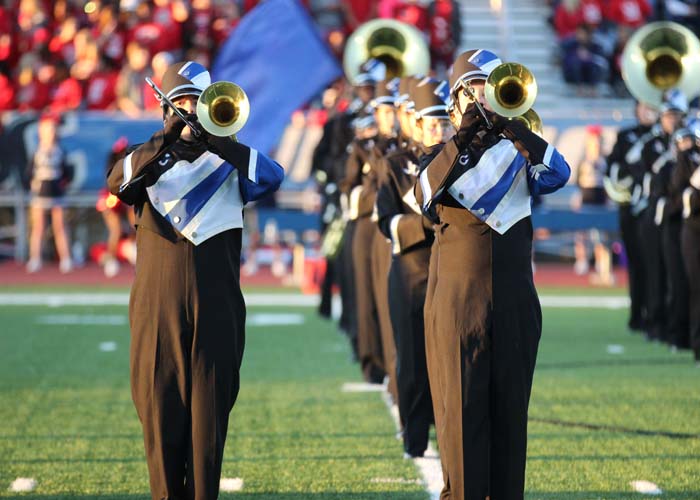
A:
[211,0,342,154]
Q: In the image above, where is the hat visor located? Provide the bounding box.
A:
[165,85,204,102]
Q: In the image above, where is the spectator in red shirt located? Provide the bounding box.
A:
[50,60,82,112]
[85,56,120,110]
[71,30,99,83]
[212,1,241,49]
[346,0,377,26]
[0,68,15,111]
[151,0,189,56]
[429,0,461,74]
[606,0,651,28]
[92,3,126,66]
[380,0,430,33]
[187,0,215,56]
[15,59,52,111]
[0,3,17,71]
[554,0,583,39]
[48,17,78,65]
[554,0,605,39]
[16,0,51,56]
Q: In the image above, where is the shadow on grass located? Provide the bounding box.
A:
[0,431,392,441]
[526,493,700,499]
[537,357,690,370]
[530,417,700,439]
[1,494,427,500]
[3,453,404,466]
[4,493,700,500]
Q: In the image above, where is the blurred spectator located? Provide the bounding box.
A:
[48,17,78,65]
[71,31,99,84]
[96,136,135,278]
[428,0,461,74]
[608,24,633,96]
[50,60,82,112]
[15,57,52,111]
[186,0,215,57]
[663,0,700,33]
[346,0,377,26]
[0,67,15,111]
[572,125,612,283]
[143,50,174,112]
[92,3,126,66]
[16,0,51,56]
[84,55,120,110]
[151,0,189,56]
[554,0,605,39]
[606,0,651,28]
[561,25,609,95]
[380,0,430,32]
[0,1,17,71]
[116,41,150,117]
[26,113,73,274]
[211,1,241,51]
[125,2,172,57]
[307,0,351,40]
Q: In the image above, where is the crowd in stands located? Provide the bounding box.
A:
[548,0,699,96]
[0,0,460,115]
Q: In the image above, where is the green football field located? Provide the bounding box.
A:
[0,286,698,499]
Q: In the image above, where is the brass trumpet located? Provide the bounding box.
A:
[621,21,700,106]
[509,109,543,136]
[459,62,539,131]
[485,62,537,118]
[343,19,430,84]
[146,78,250,138]
[197,81,250,137]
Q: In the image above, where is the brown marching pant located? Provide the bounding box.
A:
[130,228,246,500]
[352,216,386,383]
[427,208,541,500]
[371,228,399,401]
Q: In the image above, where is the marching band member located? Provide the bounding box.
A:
[340,107,386,383]
[107,61,283,500]
[416,49,570,499]
[368,79,401,401]
[675,119,700,364]
[335,60,381,356]
[636,91,686,343]
[604,101,658,331]
[377,77,452,458]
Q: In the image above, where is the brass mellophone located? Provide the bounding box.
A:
[146,77,250,138]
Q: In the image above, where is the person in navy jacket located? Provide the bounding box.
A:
[415,49,570,500]
[107,61,284,500]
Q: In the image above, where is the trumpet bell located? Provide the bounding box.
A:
[509,109,543,136]
[484,63,537,118]
[196,81,250,137]
[621,21,700,106]
[343,19,430,85]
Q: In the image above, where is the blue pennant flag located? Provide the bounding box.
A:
[211,0,342,154]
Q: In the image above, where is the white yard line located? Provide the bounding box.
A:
[9,478,37,492]
[606,344,625,354]
[219,477,244,492]
[630,480,663,495]
[380,392,443,499]
[99,341,117,352]
[0,293,630,309]
[341,382,385,393]
[36,314,127,325]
